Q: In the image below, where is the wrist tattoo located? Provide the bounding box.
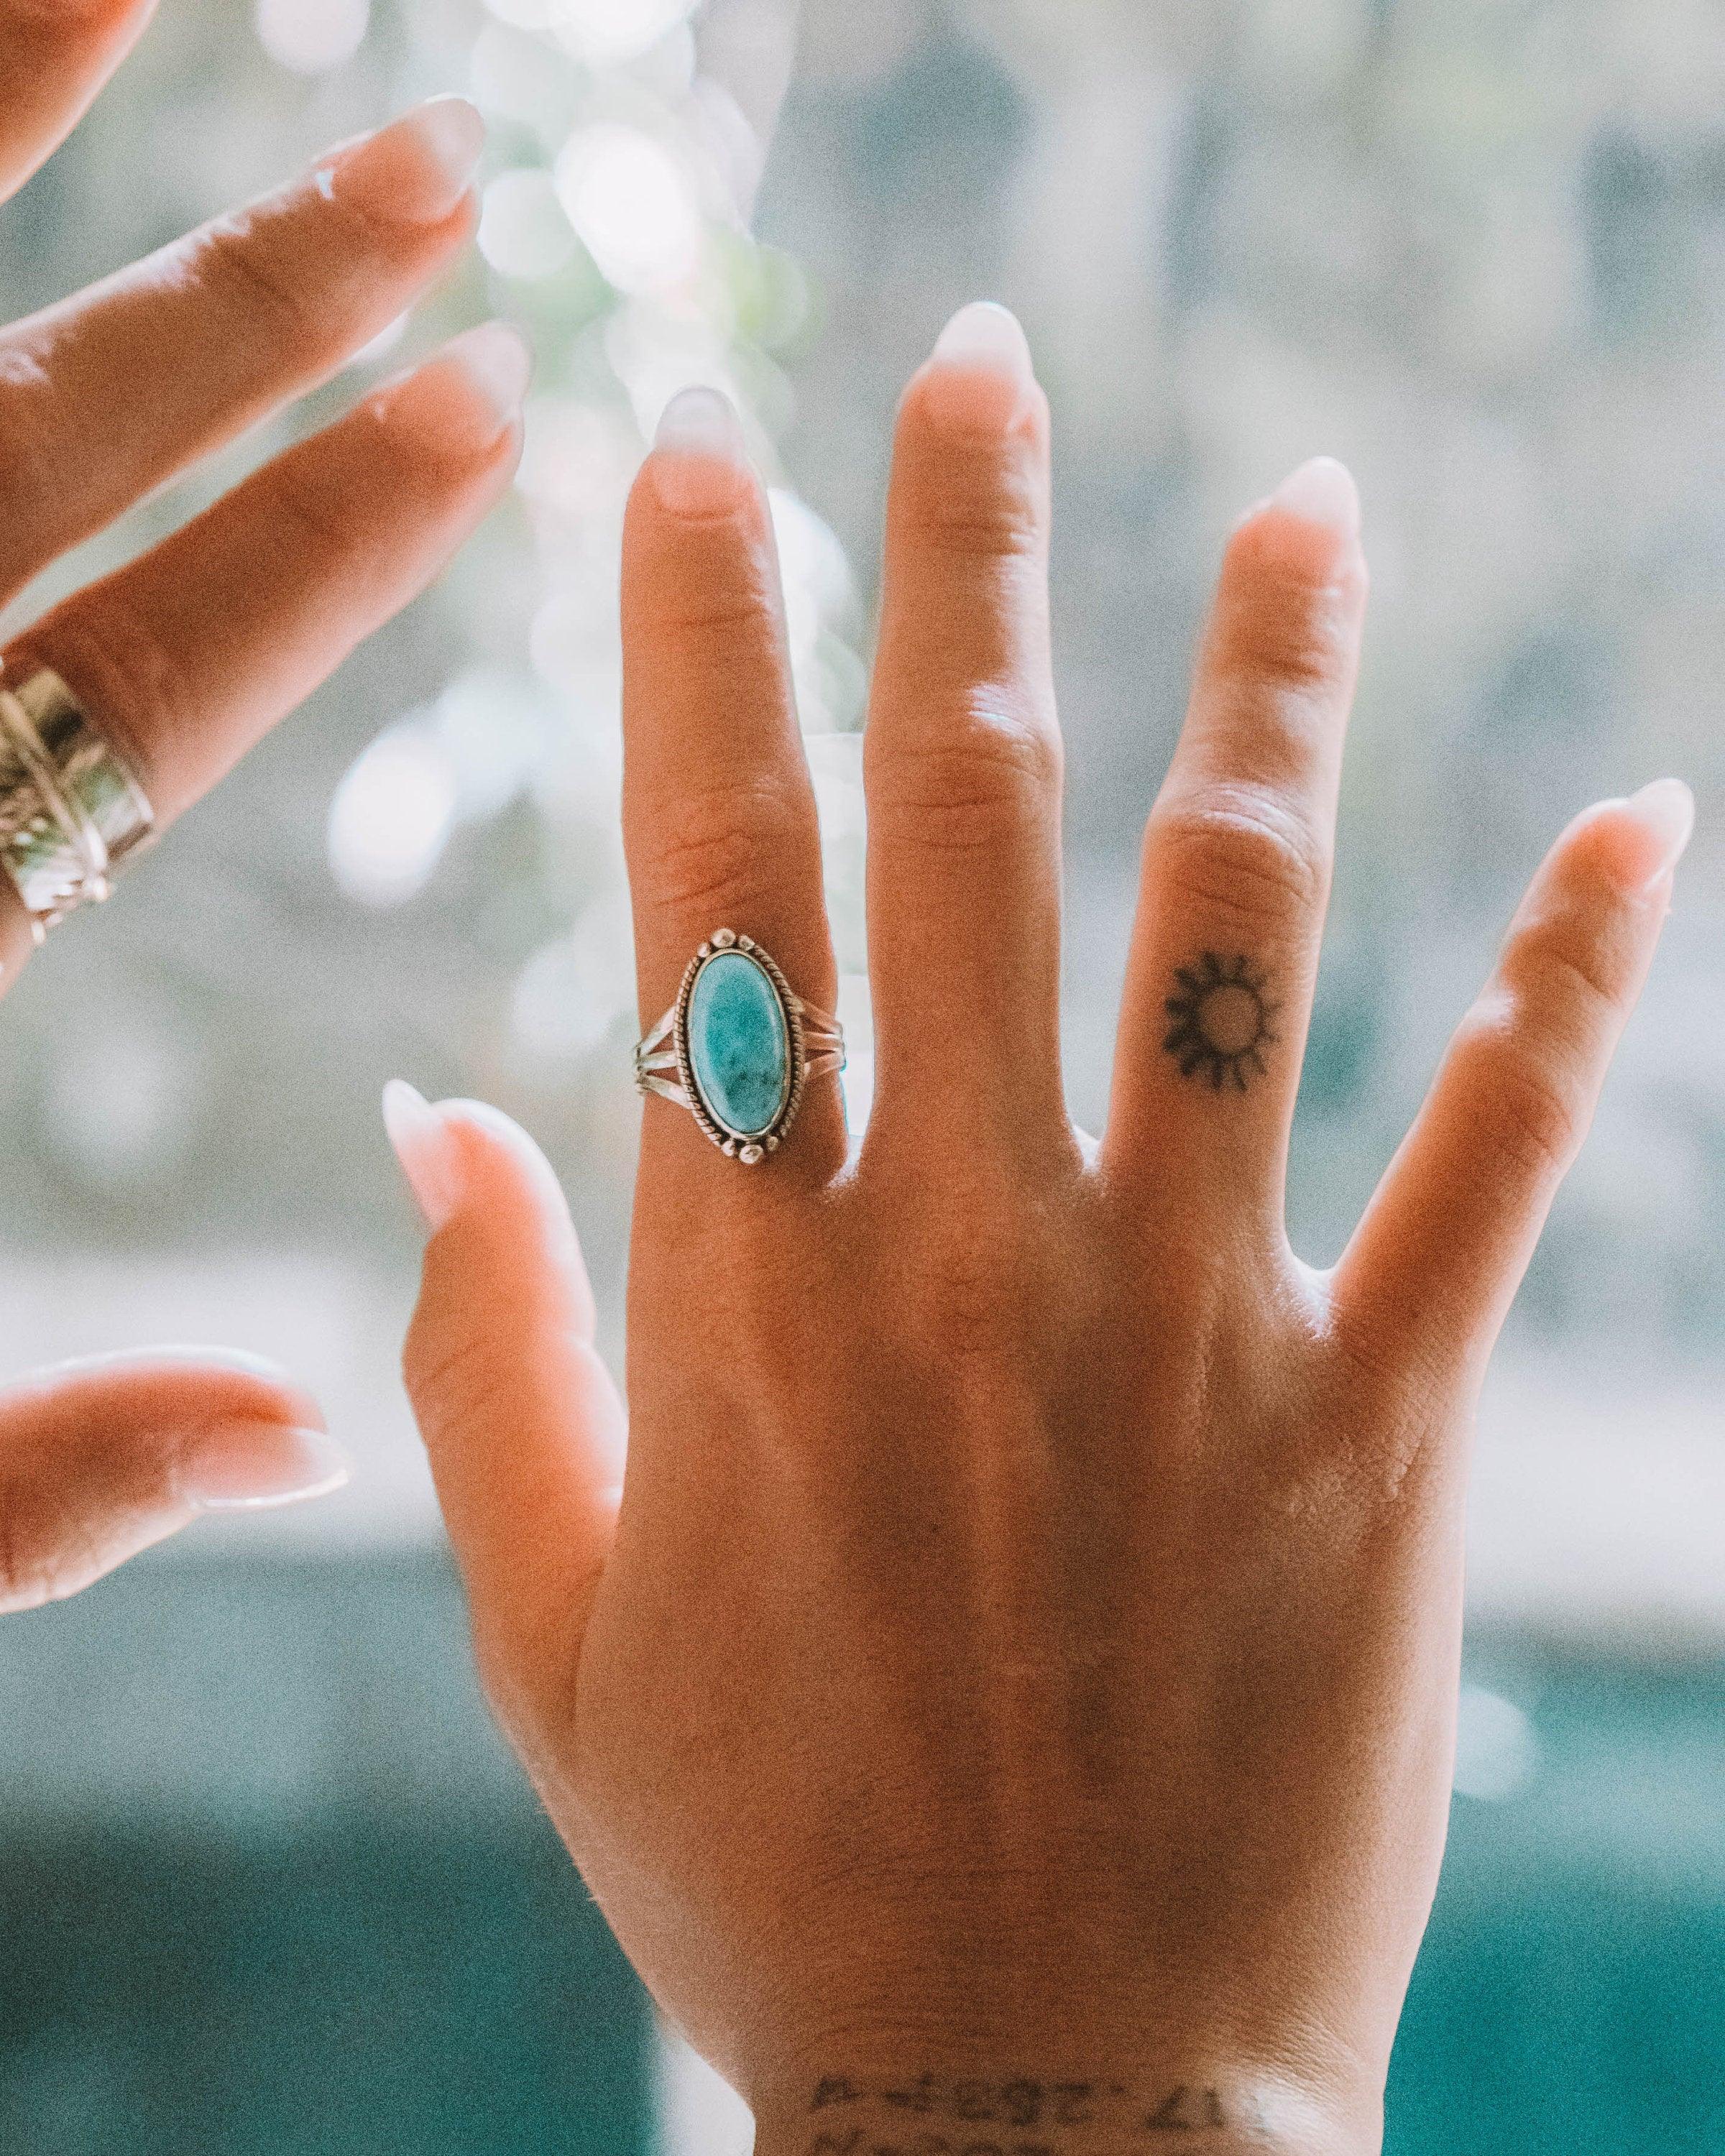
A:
[1163,954,1279,1093]
[801,2073,1263,2154]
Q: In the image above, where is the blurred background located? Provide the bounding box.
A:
[2,0,1724,2149]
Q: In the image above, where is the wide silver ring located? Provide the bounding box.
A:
[0,668,155,945]
[634,929,845,1164]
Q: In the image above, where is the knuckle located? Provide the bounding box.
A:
[916,489,1043,561]
[180,211,325,371]
[402,1301,505,1443]
[29,590,181,784]
[868,700,1059,857]
[630,783,811,924]
[1511,919,1625,1034]
[900,1192,1042,1363]
[1151,789,1327,927]
[258,447,357,558]
[1454,1012,1582,1183]
[1219,521,1360,696]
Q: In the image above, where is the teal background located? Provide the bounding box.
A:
[4,1555,1724,2155]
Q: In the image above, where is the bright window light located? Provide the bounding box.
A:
[554,126,702,294]
[254,0,369,75]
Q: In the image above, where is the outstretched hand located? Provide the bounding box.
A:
[1,0,523,1608]
[395,303,1688,2153]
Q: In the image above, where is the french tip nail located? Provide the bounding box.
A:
[929,299,1034,383]
[1626,776,1696,887]
[325,95,486,228]
[653,384,745,458]
[180,1426,353,1515]
[382,1080,464,1232]
[439,321,533,429]
[1268,455,1361,538]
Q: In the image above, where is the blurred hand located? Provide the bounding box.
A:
[0,0,527,1609]
[392,304,1690,2153]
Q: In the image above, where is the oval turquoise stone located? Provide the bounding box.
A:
[686,949,790,1138]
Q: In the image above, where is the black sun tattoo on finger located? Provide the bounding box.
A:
[1163,952,1280,1092]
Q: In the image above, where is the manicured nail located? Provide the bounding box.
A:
[919,300,1035,433]
[380,321,531,456]
[383,1079,465,1231]
[650,386,750,516]
[443,319,532,423]
[1269,456,1361,538]
[323,96,486,227]
[178,1424,351,1514]
[1621,777,1695,892]
[931,300,1034,383]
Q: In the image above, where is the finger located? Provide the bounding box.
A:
[0,1348,344,1614]
[863,301,1064,1153]
[620,386,842,1185]
[0,96,484,604]
[0,322,528,977]
[1333,780,1694,1379]
[1103,458,1368,1231]
[0,0,154,203]
[389,1085,625,1715]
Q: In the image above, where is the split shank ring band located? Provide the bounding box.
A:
[634,929,845,1164]
[0,667,155,944]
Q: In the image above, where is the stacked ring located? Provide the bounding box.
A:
[635,930,845,1164]
[0,668,156,945]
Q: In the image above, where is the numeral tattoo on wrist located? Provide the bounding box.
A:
[1163,953,1279,1092]
[804,2074,1259,2153]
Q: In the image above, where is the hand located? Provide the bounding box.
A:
[0,0,525,1611]
[392,304,1690,2153]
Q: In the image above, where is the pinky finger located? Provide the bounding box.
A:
[1332,779,1694,1379]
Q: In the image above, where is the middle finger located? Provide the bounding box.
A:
[0,96,484,604]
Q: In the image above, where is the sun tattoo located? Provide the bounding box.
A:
[1163,952,1279,1092]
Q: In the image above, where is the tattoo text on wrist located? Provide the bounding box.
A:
[1163,953,1279,1092]
[799,2072,1265,2155]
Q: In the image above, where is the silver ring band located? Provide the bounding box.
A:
[0,668,155,944]
[635,929,845,1164]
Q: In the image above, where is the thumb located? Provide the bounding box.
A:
[0,1350,345,1614]
[387,1084,625,1717]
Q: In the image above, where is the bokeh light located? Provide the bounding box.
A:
[479,170,580,282]
[326,726,459,908]
[254,0,369,75]
[554,126,703,294]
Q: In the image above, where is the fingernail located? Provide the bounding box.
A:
[1622,777,1696,891]
[178,1424,351,1514]
[1269,456,1361,538]
[322,96,486,227]
[383,1079,465,1231]
[650,385,750,516]
[921,300,1036,432]
[380,321,531,456]
[930,300,1034,384]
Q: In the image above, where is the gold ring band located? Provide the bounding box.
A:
[0,668,156,944]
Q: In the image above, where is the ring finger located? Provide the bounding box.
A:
[619,386,842,1194]
[1103,458,1368,1236]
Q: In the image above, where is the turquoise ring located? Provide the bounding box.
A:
[634,929,845,1164]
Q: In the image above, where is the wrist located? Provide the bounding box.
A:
[747,2065,1381,2156]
